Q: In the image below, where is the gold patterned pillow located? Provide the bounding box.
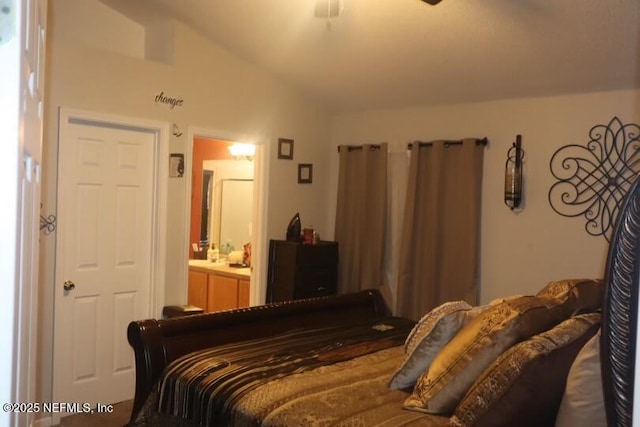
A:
[389,301,476,390]
[404,296,568,414]
[450,312,601,427]
[536,278,604,312]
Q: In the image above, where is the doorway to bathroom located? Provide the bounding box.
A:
[185,128,269,307]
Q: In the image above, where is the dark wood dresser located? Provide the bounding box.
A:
[266,239,338,303]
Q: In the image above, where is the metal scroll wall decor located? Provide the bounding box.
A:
[548,116,640,241]
[39,203,56,235]
[40,214,56,234]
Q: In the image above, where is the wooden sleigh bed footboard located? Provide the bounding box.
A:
[126,288,389,423]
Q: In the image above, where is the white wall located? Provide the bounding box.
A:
[38,0,332,410]
[329,90,640,303]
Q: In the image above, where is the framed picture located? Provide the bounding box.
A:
[298,163,313,184]
[169,153,184,177]
[278,138,294,160]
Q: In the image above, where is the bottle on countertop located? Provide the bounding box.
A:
[207,243,219,262]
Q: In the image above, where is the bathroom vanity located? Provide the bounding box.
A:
[188,260,251,312]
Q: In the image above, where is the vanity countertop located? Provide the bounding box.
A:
[188,259,251,278]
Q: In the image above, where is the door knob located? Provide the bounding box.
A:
[63,280,76,291]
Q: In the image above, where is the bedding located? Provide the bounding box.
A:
[132,316,452,426]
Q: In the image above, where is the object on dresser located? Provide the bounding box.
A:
[266,239,338,303]
[303,227,314,244]
[286,212,302,242]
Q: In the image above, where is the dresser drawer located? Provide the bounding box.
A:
[297,243,338,267]
[298,268,336,287]
[267,239,339,303]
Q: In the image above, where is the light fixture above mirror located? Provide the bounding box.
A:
[228,143,256,161]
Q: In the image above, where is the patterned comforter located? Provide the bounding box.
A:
[132,316,450,426]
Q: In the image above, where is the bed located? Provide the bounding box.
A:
[127,180,640,426]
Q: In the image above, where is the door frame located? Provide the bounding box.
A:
[52,108,169,421]
[184,126,270,306]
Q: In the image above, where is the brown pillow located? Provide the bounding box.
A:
[536,278,604,313]
[450,312,601,427]
[404,296,568,414]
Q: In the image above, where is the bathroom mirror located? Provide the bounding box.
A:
[190,137,254,260]
[202,159,254,255]
[219,179,253,254]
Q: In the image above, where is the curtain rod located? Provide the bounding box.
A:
[407,137,488,150]
[337,138,488,153]
[336,144,383,153]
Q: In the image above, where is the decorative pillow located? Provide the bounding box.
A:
[404,296,569,414]
[450,313,601,427]
[389,301,474,390]
[555,328,606,427]
[389,296,526,390]
[536,278,604,313]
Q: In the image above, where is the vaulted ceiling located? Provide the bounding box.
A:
[100,0,640,113]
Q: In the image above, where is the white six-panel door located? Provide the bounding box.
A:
[53,119,155,412]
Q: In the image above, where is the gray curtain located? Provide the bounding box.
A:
[396,138,485,320]
[335,143,390,300]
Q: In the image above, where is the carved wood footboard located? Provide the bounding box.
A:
[126,289,388,424]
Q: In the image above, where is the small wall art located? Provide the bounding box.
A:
[298,163,313,184]
[278,138,294,160]
[169,153,184,178]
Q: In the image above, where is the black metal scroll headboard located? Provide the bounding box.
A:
[602,176,640,427]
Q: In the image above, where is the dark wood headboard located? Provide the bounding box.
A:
[127,289,388,422]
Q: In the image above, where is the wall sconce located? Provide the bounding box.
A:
[314,0,343,30]
[504,135,524,210]
[228,143,255,161]
[314,0,344,18]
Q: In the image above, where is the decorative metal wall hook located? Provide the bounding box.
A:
[548,116,640,241]
[172,123,183,137]
[505,135,525,210]
[39,203,57,235]
[40,214,56,234]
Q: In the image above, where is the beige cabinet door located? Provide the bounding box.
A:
[238,278,250,308]
[188,270,209,311]
[208,274,240,312]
